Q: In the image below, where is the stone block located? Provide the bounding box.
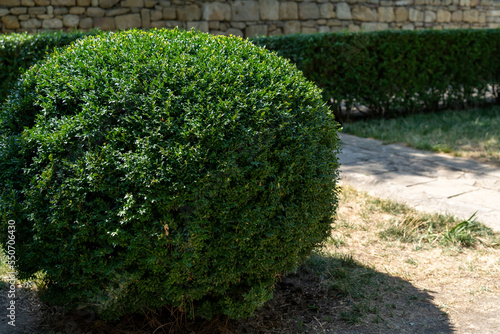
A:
[336,2,351,20]
[93,16,115,29]
[177,4,201,21]
[62,13,79,27]
[361,22,389,31]
[20,17,41,28]
[164,20,183,28]
[106,8,129,16]
[162,8,175,20]
[218,22,227,31]
[348,24,360,32]
[42,17,62,28]
[424,10,436,22]
[395,7,408,22]
[11,7,27,15]
[77,0,89,5]
[21,0,35,6]
[150,20,164,28]
[47,5,53,14]
[231,21,246,29]
[302,19,315,27]
[451,11,462,22]
[51,0,75,6]
[87,7,105,17]
[283,20,300,34]
[463,10,479,22]
[0,0,20,5]
[302,26,318,34]
[320,3,335,19]
[37,14,53,19]
[299,2,320,20]
[150,9,161,21]
[279,2,298,20]
[402,23,414,30]
[2,15,20,29]
[29,7,45,14]
[245,24,267,37]
[378,7,394,22]
[0,8,9,16]
[319,25,330,33]
[34,0,49,5]
[260,0,278,20]
[202,2,230,21]
[121,0,142,7]
[328,19,342,26]
[54,7,68,14]
[141,8,149,28]
[479,12,485,24]
[269,27,282,35]
[209,21,219,29]
[409,8,423,22]
[352,6,377,21]
[437,9,451,22]
[211,30,227,36]
[79,16,92,28]
[115,13,140,29]
[187,20,209,32]
[100,0,118,8]
[232,1,259,21]
[70,7,85,14]
[144,0,155,7]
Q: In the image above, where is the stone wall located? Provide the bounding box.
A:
[1,0,500,36]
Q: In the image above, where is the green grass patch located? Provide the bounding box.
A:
[342,106,500,165]
[366,197,500,249]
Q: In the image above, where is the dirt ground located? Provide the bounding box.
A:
[1,187,499,333]
[1,255,499,334]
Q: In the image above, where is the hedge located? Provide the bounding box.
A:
[3,29,500,121]
[0,30,99,105]
[252,29,500,121]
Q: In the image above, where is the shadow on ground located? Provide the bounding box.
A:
[0,253,453,334]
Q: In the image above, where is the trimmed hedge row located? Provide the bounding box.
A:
[3,29,500,121]
[0,30,99,105]
[252,29,500,121]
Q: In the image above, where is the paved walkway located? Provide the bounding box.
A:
[338,133,500,232]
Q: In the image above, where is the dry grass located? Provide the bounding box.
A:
[325,185,500,329]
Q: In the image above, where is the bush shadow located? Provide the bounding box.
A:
[0,251,454,333]
[234,251,454,334]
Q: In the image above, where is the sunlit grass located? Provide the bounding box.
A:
[342,106,500,165]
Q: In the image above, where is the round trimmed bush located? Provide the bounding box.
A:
[0,29,340,320]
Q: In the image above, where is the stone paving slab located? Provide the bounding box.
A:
[338,133,500,232]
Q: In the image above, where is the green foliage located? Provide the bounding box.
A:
[0,30,99,106]
[252,29,500,121]
[0,29,340,321]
